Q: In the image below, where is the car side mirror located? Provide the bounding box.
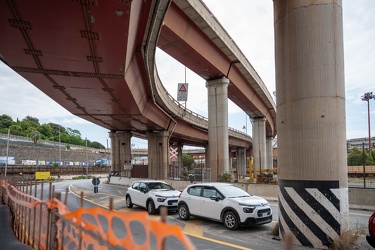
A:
[210,195,220,202]
[140,187,147,193]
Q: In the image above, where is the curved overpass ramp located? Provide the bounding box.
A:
[0,0,275,149]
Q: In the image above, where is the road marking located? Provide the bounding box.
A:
[183,219,203,236]
[68,184,108,209]
[183,220,252,250]
[68,184,252,249]
[186,233,253,250]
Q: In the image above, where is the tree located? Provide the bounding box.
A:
[48,123,66,136]
[9,124,23,135]
[182,153,195,170]
[66,127,81,137]
[90,141,105,149]
[23,116,40,125]
[0,114,14,128]
[30,130,41,143]
[348,147,375,166]
[38,124,54,139]
[1,113,104,149]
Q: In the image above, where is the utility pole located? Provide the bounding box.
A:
[5,128,10,177]
[361,92,374,155]
[85,137,88,175]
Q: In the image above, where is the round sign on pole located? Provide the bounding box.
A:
[92,177,100,186]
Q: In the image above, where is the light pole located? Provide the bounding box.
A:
[361,92,375,155]
[85,137,88,175]
[5,128,10,177]
[199,155,203,182]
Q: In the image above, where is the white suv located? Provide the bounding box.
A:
[125,180,181,214]
[178,183,272,230]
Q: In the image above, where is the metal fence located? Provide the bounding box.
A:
[0,177,195,250]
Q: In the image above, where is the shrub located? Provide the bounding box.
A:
[218,172,233,182]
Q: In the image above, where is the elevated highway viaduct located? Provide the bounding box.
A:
[0,0,276,181]
[1,1,349,247]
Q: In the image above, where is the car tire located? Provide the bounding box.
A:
[147,200,156,215]
[126,195,133,208]
[223,211,239,230]
[178,203,190,220]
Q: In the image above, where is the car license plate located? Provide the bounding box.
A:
[262,213,268,217]
[171,202,177,206]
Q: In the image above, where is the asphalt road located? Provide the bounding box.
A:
[47,179,373,250]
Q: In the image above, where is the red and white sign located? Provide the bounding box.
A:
[170,147,178,162]
[177,83,188,102]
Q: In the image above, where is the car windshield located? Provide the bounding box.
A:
[215,185,251,198]
[147,182,175,191]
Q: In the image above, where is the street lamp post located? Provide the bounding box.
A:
[85,137,88,175]
[361,92,375,155]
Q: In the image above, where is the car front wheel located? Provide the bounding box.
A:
[178,203,190,220]
[223,211,239,230]
[126,195,133,208]
[147,200,156,215]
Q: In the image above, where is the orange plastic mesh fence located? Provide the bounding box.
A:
[0,180,195,250]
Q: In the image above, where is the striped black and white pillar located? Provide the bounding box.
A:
[274,0,349,248]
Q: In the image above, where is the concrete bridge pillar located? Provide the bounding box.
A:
[109,131,132,177]
[266,137,274,169]
[206,77,230,181]
[177,143,183,177]
[147,131,169,179]
[252,117,267,178]
[237,148,247,178]
[274,0,348,248]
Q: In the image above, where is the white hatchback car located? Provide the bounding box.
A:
[125,180,181,214]
[178,183,272,230]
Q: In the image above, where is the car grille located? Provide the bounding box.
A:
[167,199,178,205]
[257,208,271,217]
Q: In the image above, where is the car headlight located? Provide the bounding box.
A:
[239,203,255,213]
[156,195,167,202]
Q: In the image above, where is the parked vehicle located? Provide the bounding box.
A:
[0,156,15,165]
[125,180,181,214]
[177,182,272,230]
[367,211,375,248]
[94,158,111,167]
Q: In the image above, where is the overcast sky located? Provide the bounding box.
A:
[1,0,374,149]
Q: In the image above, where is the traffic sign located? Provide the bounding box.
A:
[92,177,100,186]
[177,83,188,101]
[170,147,178,162]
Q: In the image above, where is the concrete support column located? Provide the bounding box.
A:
[252,117,267,177]
[237,148,247,178]
[177,143,183,177]
[204,145,209,181]
[147,131,169,179]
[206,77,230,181]
[274,1,348,248]
[266,137,274,169]
[109,131,132,176]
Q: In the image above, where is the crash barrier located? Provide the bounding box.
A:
[0,178,195,250]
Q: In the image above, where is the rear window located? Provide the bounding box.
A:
[187,186,202,196]
[147,182,175,190]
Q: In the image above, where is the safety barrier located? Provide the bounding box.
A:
[0,178,195,249]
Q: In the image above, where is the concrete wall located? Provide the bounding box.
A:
[0,142,104,165]
[110,177,375,211]
[348,188,375,210]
